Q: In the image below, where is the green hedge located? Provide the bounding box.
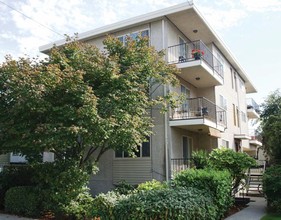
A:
[92,191,129,219]
[114,187,217,220]
[173,168,233,218]
[0,166,35,209]
[263,165,281,213]
[137,179,167,191]
[5,186,39,217]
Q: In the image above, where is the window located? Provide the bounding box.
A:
[183,136,192,158]
[221,139,229,148]
[236,107,240,127]
[118,29,149,45]
[241,111,246,123]
[216,51,225,75]
[238,76,245,91]
[219,95,227,110]
[115,137,150,158]
[233,104,236,126]
[181,85,190,112]
[179,37,186,58]
[230,68,234,89]
[234,72,238,92]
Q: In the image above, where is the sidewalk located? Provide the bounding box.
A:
[0,213,36,220]
[225,196,267,220]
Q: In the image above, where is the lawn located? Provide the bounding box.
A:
[261,214,281,220]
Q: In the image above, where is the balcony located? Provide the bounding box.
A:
[247,98,260,119]
[170,97,227,132]
[167,40,224,88]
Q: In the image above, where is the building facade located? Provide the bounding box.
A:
[1,2,260,194]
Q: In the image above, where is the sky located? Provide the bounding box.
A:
[0,0,281,105]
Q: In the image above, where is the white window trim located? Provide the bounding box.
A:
[117,28,150,45]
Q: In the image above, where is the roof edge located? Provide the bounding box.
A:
[39,2,194,53]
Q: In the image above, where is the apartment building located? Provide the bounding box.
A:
[1,2,259,194]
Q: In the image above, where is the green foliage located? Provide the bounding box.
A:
[208,148,256,191]
[0,36,179,166]
[114,180,135,195]
[0,166,36,208]
[32,161,93,219]
[4,186,40,217]
[92,190,129,219]
[137,179,167,191]
[114,187,218,220]
[63,190,94,220]
[173,168,233,218]
[192,150,209,169]
[261,90,281,163]
[263,165,281,213]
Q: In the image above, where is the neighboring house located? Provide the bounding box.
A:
[35,2,258,194]
[246,98,265,163]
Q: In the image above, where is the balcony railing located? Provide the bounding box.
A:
[171,158,192,177]
[167,40,224,81]
[247,98,260,113]
[170,97,227,127]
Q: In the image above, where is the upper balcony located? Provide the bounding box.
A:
[247,98,260,119]
[167,40,224,88]
[169,97,227,133]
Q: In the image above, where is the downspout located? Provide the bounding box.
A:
[162,19,169,181]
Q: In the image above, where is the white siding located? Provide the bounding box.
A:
[113,158,152,185]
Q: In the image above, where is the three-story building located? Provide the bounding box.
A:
[39,2,257,194]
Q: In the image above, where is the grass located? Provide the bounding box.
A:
[261,214,281,220]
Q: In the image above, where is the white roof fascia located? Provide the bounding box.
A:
[39,2,194,52]
[39,2,257,93]
[192,5,257,93]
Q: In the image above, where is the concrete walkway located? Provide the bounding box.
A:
[0,213,36,220]
[225,196,267,220]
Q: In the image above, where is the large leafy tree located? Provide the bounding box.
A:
[260,89,281,163]
[0,36,179,171]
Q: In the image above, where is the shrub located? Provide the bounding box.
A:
[114,180,135,195]
[208,148,256,191]
[192,150,209,169]
[92,190,129,219]
[137,179,167,191]
[32,161,93,219]
[173,168,233,218]
[0,166,36,209]
[4,186,39,217]
[114,187,218,220]
[64,188,94,220]
[263,165,281,213]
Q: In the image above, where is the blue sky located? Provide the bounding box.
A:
[0,0,280,104]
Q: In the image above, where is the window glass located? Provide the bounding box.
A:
[142,141,150,157]
[117,29,149,45]
[115,150,123,158]
[115,136,150,158]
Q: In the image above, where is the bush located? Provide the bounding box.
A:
[263,165,281,213]
[32,161,93,219]
[192,150,209,169]
[114,187,218,220]
[173,168,233,218]
[114,180,135,195]
[137,179,167,191]
[92,190,129,219]
[208,148,256,191]
[4,186,39,217]
[0,166,36,209]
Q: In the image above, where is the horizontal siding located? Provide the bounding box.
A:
[113,158,152,185]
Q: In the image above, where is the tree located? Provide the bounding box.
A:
[260,89,281,164]
[0,36,179,171]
